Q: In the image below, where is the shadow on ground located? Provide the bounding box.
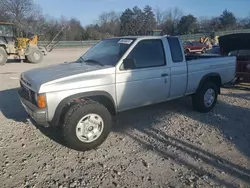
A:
[221,84,250,101]
[6,59,29,64]
[0,88,28,122]
[0,88,65,146]
[1,87,250,187]
[113,96,250,156]
[112,97,250,187]
[223,83,250,91]
[222,92,250,101]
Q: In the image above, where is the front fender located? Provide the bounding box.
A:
[49,91,116,127]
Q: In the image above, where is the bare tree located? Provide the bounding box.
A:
[237,17,250,29]
[0,1,246,40]
[160,7,183,35]
[22,6,47,36]
[0,3,9,21]
[154,6,167,26]
[0,0,32,33]
[165,7,183,25]
[0,0,48,38]
[98,11,121,36]
[198,16,213,32]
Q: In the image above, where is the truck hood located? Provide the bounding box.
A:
[21,62,113,93]
[219,33,250,54]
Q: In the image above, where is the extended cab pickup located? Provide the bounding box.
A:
[18,36,236,151]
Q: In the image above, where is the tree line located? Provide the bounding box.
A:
[0,0,250,41]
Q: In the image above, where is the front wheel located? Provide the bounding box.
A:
[192,82,218,113]
[27,48,44,64]
[63,100,112,151]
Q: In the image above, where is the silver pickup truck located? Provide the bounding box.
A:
[18,36,236,151]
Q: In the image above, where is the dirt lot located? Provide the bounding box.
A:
[0,49,250,188]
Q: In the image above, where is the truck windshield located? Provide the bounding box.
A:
[78,38,135,66]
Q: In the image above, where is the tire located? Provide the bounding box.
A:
[192,82,218,113]
[63,100,112,151]
[185,49,190,54]
[27,48,43,64]
[202,48,206,53]
[0,47,8,66]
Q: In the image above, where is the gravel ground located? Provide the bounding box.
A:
[0,49,250,188]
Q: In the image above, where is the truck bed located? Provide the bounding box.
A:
[185,53,222,61]
[184,55,236,94]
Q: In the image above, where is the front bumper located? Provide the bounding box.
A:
[18,90,48,127]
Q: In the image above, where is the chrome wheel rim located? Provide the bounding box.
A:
[204,88,215,107]
[76,113,104,143]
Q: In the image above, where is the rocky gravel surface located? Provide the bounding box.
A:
[0,49,250,188]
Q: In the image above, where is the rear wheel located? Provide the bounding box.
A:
[27,48,43,64]
[192,82,218,113]
[63,100,112,151]
[0,47,7,66]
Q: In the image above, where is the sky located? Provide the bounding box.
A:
[34,0,250,26]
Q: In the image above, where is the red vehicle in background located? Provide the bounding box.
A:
[219,33,250,83]
[183,41,210,53]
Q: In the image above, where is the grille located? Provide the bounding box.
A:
[20,82,37,105]
[21,76,31,87]
[20,82,30,101]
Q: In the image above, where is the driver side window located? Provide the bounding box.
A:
[125,39,166,69]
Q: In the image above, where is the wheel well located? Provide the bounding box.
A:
[210,76,221,94]
[57,95,116,126]
[198,74,221,94]
[0,45,7,50]
[88,95,116,115]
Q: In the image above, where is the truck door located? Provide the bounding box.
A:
[116,39,170,111]
[166,37,188,98]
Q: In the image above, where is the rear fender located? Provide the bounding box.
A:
[197,73,222,94]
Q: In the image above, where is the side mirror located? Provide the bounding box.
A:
[123,58,136,70]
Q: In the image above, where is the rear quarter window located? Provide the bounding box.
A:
[167,37,184,63]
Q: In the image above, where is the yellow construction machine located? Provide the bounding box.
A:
[200,32,219,48]
[0,22,64,66]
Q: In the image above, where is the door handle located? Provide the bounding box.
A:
[161,73,168,77]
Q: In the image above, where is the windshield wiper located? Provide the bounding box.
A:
[77,57,85,65]
[84,59,104,66]
[79,57,84,62]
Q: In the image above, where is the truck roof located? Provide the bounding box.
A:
[109,35,171,40]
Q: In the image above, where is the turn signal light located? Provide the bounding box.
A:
[37,95,46,108]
